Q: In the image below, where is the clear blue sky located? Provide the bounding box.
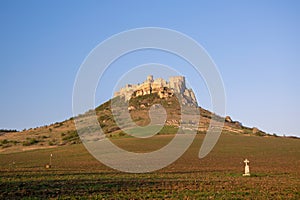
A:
[0,1,299,136]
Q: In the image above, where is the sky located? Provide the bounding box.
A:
[0,1,299,137]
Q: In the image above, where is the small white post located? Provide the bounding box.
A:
[45,154,53,169]
[50,153,53,166]
[243,159,250,176]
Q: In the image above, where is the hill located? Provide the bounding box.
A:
[0,91,271,153]
[0,76,299,199]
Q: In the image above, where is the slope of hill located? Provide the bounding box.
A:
[0,92,274,153]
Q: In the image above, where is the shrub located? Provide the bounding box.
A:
[273,133,278,137]
[0,139,18,148]
[254,131,267,137]
[48,139,57,146]
[1,139,9,144]
[12,140,18,145]
[118,132,126,137]
[22,138,39,146]
[62,130,80,144]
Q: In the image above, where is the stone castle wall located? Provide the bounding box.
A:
[114,75,197,106]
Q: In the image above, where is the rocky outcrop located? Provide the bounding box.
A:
[225,116,233,123]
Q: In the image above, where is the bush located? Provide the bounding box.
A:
[254,131,267,137]
[54,122,64,128]
[22,138,39,146]
[0,139,19,148]
[118,132,126,137]
[12,140,18,145]
[62,130,80,144]
[48,139,57,146]
[1,139,9,144]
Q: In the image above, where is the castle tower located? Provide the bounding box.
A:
[169,76,186,93]
[147,75,153,82]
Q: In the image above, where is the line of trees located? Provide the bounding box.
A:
[0,129,18,133]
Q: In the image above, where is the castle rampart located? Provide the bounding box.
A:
[114,75,197,106]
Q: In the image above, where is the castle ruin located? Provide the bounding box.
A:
[114,75,197,106]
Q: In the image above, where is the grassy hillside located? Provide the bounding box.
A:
[0,94,276,153]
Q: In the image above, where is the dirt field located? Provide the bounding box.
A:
[0,134,299,199]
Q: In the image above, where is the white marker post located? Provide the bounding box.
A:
[45,153,53,169]
[243,159,250,176]
[50,153,53,166]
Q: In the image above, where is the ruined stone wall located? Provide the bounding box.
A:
[114,75,198,106]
